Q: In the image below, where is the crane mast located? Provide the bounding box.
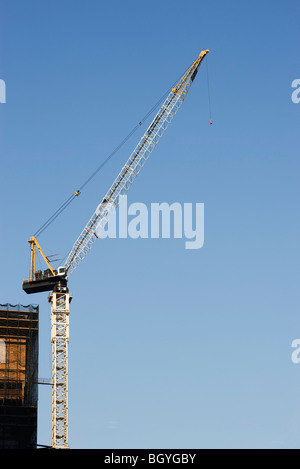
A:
[49,282,70,448]
[22,49,209,449]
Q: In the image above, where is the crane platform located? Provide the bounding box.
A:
[22,269,67,294]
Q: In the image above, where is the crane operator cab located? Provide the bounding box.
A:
[57,266,66,276]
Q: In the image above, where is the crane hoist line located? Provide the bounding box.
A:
[22,49,210,449]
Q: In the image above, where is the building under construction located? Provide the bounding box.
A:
[0,303,38,449]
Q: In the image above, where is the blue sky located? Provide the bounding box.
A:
[0,0,299,449]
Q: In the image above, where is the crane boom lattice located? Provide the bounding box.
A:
[64,49,209,276]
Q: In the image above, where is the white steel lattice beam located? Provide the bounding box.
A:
[64,49,209,276]
[49,283,70,449]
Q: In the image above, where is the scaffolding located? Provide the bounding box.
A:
[0,303,38,449]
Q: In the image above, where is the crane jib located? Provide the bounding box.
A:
[63,50,209,276]
[67,95,173,268]
[107,93,176,202]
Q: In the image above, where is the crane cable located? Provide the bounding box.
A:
[34,194,77,238]
[33,62,195,238]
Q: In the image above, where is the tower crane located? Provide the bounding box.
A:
[22,49,210,449]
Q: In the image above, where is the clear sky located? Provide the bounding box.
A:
[0,0,299,449]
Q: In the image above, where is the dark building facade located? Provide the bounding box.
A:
[0,303,38,449]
